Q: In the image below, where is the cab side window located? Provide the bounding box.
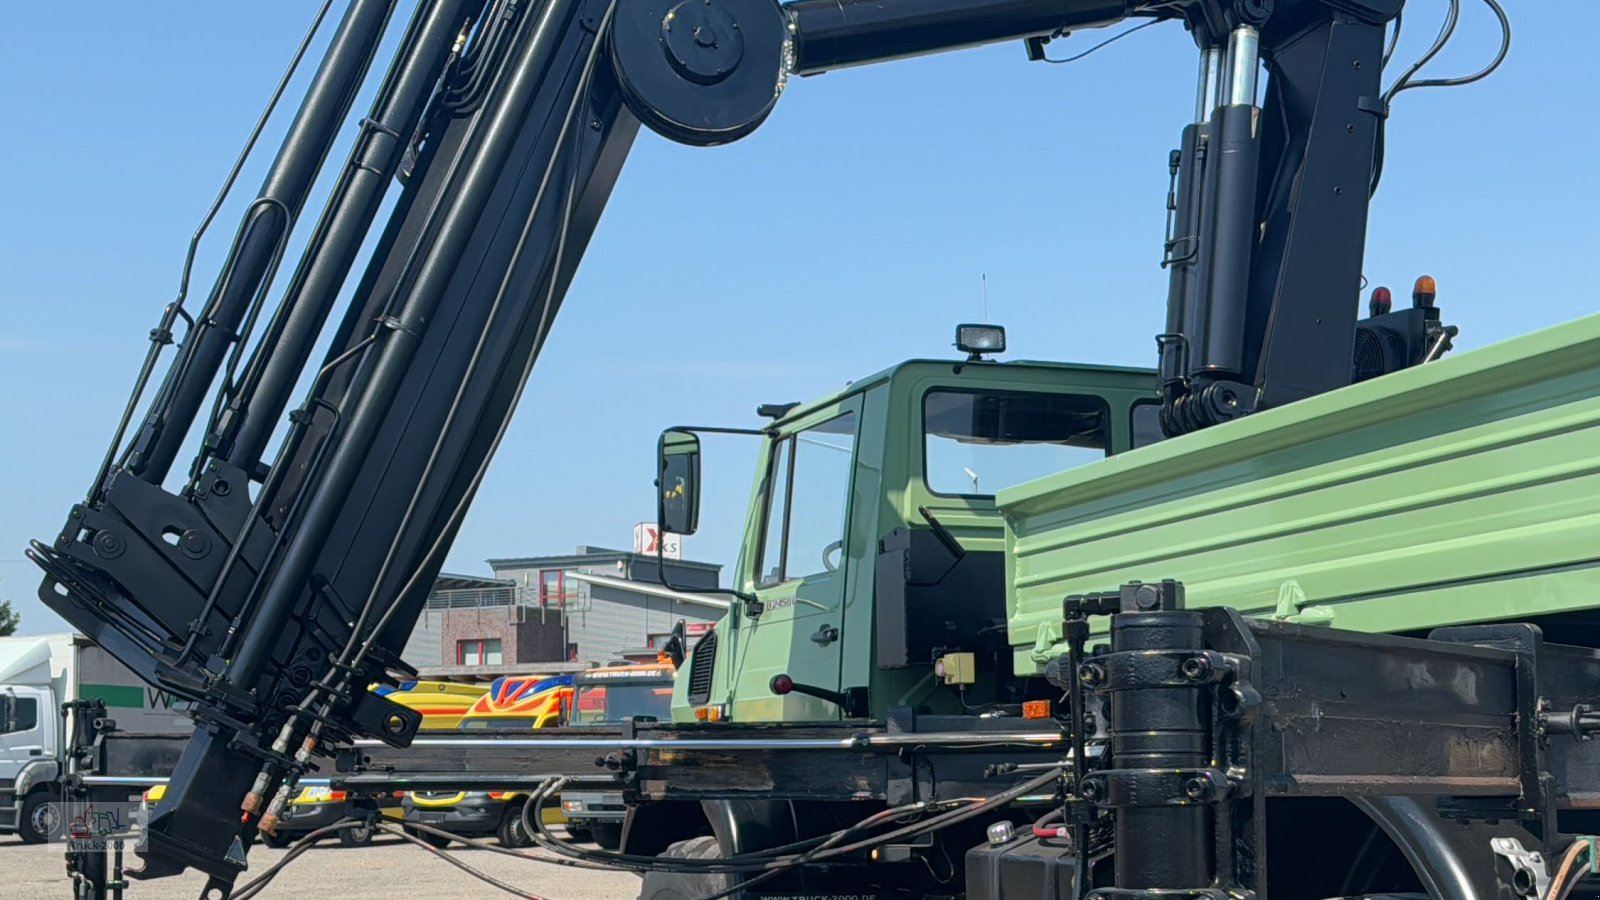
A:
[757,412,858,586]
[923,390,1107,496]
[0,696,38,734]
[1131,401,1166,449]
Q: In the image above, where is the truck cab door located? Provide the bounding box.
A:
[0,687,47,784]
[730,401,862,722]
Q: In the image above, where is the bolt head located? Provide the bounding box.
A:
[1183,776,1212,800]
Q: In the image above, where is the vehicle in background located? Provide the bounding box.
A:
[401,674,574,847]
[456,674,573,731]
[374,680,490,731]
[559,662,675,848]
[0,635,190,843]
[153,682,484,848]
[257,680,484,845]
[142,783,404,848]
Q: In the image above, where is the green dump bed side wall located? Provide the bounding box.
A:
[1001,314,1600,675]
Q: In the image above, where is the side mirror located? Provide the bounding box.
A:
[662,620,687,669]
[657,429,702,537]
[0,696,14,734]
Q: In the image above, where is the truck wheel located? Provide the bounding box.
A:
[591,823,624,851]
[18,791,55,844]
[406,825,452,849]
[498,807,533,848]
[260,830,293,849]
[638,836,731,900]
[566,824,593,843]
[338,822,374,847]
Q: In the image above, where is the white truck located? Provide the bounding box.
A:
[0,635,191,842]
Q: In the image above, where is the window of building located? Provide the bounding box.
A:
[923,390,1108,497]
[757,411,858,586]
[457,638,503,666]
[540,570,565,609]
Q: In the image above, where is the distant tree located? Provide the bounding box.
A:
[0,579,18,636]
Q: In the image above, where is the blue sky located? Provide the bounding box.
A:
[1,2,1596,635]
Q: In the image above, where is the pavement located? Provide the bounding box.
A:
[0,830,642,900]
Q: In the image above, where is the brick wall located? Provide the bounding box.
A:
[439,607,563,665]
[513,617,567,662]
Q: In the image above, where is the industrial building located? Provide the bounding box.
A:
[402,546,724,679]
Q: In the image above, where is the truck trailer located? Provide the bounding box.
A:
[0,635,190,843]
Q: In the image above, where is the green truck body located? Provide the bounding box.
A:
[1001,313,1600,673]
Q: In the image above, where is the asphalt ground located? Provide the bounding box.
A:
[0,828,642,900]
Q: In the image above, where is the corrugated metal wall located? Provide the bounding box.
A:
[403,608,444,668]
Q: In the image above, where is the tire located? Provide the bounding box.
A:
[566,824,593,843]
[498,807,533,848]
[406,825,452,849]
[638,835,730,900]
[338,821,374,847]
[260,829,293,849]
[18,791,54,845]
[591,823,624,851]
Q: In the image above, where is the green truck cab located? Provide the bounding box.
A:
[661,347,1158,724]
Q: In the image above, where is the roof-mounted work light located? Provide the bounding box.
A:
[955,324,1006,361]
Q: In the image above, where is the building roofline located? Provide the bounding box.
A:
[433,572,516,591]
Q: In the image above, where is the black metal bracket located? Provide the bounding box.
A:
[1079,767,1239,808]
[1051,578,1595,899]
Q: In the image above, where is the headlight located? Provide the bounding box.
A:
[561,800,583,813]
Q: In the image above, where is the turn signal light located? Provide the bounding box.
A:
[1022,700,1051,720]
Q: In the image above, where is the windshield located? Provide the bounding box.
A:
[572,682,673,724]
[923,389,1108,497]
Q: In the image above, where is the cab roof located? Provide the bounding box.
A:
[765,357,1155,429]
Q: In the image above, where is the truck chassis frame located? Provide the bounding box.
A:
[71,581,1600,900]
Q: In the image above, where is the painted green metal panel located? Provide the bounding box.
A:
[1001,313,1600,675]
[80,683,145,710]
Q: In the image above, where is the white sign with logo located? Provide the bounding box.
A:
[633,522,683,559]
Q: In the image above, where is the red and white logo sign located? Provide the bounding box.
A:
[633,523,682,559]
